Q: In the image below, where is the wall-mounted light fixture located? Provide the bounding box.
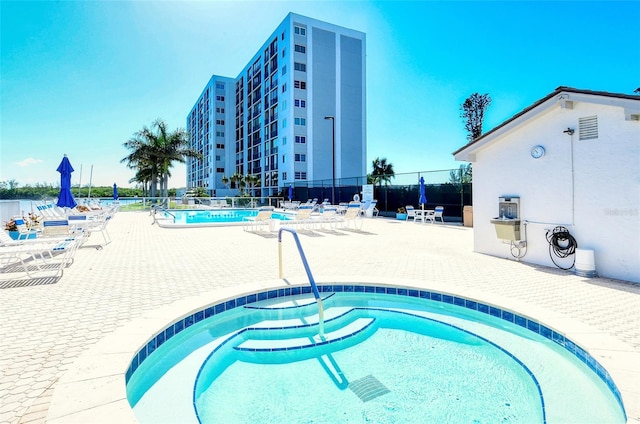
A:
[563,128,575,135]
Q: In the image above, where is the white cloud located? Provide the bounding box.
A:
[16,157,43,167]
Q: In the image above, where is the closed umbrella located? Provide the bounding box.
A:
[419,176,427,210]
[56,154,77,208]
[113,183,119,200]
[288,184,293,201]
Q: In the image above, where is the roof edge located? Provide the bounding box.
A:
[453,87,640,157]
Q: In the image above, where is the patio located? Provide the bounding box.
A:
[1,211,638,423]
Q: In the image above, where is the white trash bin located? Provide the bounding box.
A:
[575,248,596,278]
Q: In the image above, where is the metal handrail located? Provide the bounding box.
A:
[278,227,324,338]
[150,205,176,225]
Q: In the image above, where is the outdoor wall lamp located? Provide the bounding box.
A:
[563,128,575,135]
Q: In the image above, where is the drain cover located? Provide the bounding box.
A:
[348,375,390,402]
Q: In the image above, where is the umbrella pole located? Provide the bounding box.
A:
[78,165,82,198]
[88,165,93,199]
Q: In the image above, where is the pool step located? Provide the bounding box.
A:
[235,316,375,353]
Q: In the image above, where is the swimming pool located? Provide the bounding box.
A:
[155,209,291,228]
[126,286,626,423]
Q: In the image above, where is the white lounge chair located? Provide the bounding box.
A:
[338,202,363,230]
[242,207,274,232]
[282,205,314,229]
[0,230,80,279]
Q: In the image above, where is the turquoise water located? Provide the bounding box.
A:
[170,209,290,224]
[128,292,625,423]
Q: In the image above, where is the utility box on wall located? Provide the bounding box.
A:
[490,197,521,241]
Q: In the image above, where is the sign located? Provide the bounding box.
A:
[362,184,374,202]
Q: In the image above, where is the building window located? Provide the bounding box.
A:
[282,83,287,93]
[283,171,287,180]
[294,44,306,54]
[282,118,287,128]
[216,83,224,90]
[216,131,224,137]
[282,155,286,163]
[216,107,225,113]
[294,99,306,108]
[282,65,287,75]
[294,62,306,72]
[295,135,306,144]
[294,25,306,36]
[294,117,306,126]
[216,167,224,173]
[295,171,307,180]
[216,143,225,149]
[281,31,285,40]
[294,80,306,89]
[295,154,306,162]
[216,155,221,161]
[216,119,225,125]
[216,95,225,101]
[282,136,287,145]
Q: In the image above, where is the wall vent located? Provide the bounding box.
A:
[579,115,598,140]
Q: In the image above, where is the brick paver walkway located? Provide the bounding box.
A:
[1,211,639,423]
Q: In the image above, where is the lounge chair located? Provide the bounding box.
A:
[311,206,340,230]
[242,207,274,232]
[359,200,378,218]
[338,202,363,230]
[0,230,80,279]
[282,205,314,229]
[67,213,112,246]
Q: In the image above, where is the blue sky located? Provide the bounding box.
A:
[1,0,638,188]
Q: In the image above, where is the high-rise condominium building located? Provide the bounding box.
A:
[186,13,366,198]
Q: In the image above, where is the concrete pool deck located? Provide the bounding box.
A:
[1,211,639,423]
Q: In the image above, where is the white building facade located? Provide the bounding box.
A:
[454,87,640,283]
[187,13,366,198]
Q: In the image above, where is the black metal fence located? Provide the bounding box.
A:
[283,169,472,219]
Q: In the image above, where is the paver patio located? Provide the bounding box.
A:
[1,211,639,423]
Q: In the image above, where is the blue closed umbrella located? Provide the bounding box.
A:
[113,183,119,200]
[56,155,77,208]
[419,176,427,209]
[288,184,293,201]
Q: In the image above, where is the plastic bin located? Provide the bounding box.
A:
[463,206,473,227]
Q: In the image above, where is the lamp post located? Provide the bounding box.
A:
[324,116,335,204]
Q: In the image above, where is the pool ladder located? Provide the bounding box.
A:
[278,228,325,338]
[150,205,176,225]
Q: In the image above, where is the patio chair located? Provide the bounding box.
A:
[405,205,417,222]
[359,200,378,218]
[282,205,314,230]
[433,206,445,223]
[338,202,363,230]
[242,207,274,232]
[67,212,113,246]
[0,231,80,279]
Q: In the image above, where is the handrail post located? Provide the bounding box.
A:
[278,227,324,337]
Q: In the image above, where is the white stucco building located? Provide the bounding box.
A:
[454,87,640,283]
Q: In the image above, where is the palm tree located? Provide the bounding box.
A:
[122,119,201,199]
[230,172,245,194]
[245,174,261,197]
[370,157,395,189]
[370,157,395,211]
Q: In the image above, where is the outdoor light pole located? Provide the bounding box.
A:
[324,116,335,204]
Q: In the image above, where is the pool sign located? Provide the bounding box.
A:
[362,184,374,202]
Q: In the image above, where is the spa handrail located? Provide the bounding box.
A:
[150,205,175,224]
[278,227,325,337]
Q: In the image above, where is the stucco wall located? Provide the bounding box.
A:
[472,101,639,283]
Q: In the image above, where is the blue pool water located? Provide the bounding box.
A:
[127,287,626,423]
[166,209,290,226]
